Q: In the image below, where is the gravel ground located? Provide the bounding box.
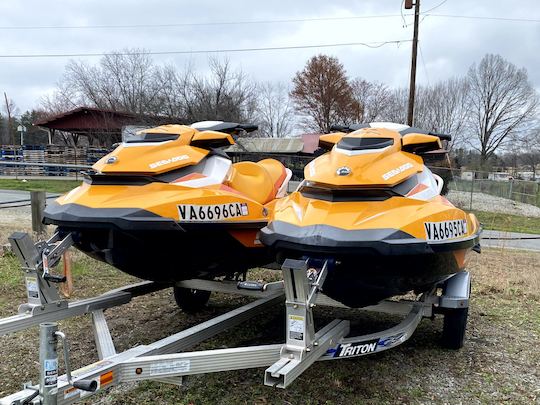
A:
[447,190,540,217]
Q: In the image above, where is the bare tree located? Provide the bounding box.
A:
[188,58,258,123]
[466,54,538,168]
[378,87,408,124]
[350,79,392,123]
[256,82,295,137]
[413,77,470,149]
[291,55,360,133]
[43,49,168,120]
[2,94,18,145]
[519,126,540,179]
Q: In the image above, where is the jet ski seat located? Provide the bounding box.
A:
[227,159,290,204]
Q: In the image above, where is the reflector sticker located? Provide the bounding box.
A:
[288,315,305,341]
[150,360,191,376]
[178,203,249,221]
[100,371,114,387]
[64,386,81,400]
[424,219,467,241]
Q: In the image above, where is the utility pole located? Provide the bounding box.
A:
[406,0,420,127]
[3,92,15,146]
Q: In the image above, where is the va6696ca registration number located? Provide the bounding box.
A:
[424,219,467,241]
[178,203,249,222]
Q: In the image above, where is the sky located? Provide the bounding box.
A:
[0,0,539,114]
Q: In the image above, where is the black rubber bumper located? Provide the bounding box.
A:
[43,201,181,231]
[259,221,480,256]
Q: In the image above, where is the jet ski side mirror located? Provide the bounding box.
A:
[401,133,442,154]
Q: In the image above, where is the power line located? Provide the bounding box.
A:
[422,0,449,14]
[0,39,412,59]
[418,43,430,86]
[426,13,540,23]
[0,14,407,30]
[0,12,537,31]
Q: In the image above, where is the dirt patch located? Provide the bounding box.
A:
[0,249,539,404]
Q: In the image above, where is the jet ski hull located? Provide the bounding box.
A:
[45,201,272,282]
[261,220,479,308]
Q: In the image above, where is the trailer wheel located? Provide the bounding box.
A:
[173,286,211,313]
[441,307,468,349]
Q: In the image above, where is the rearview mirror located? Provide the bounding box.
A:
[401,133,442,154]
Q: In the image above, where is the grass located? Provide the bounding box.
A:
[0,178,81,194]
[0,248,539,404]
[472,210,540,234]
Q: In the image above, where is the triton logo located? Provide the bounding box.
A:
[336,166,351,176]
[335,340,378,357]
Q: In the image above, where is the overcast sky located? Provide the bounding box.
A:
[1,0,539,114]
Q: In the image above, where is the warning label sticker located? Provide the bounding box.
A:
[150,360,191,376]
[43,359,58,387]
[288,315,305,341]
[25,276,39,299]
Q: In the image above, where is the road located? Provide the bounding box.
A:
[0,189,57,206]
[481,230,540,252]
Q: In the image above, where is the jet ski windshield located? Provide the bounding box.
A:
[337,137,394,151]
[124,132,180,143]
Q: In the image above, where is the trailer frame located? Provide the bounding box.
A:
[0,232,470,405]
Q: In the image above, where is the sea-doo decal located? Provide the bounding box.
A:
[178,203,249,221]
[382,162,414,180]
[424,219,467,241]
[149,154,189,169]
[333,339,379,357]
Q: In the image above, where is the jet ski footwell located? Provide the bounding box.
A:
[2,232,471,402]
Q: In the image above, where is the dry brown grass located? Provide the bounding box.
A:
[468,248,540,299]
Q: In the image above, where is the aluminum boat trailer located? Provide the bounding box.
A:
[1,232,471,405]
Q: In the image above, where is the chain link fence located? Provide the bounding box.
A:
[432,166,540,210]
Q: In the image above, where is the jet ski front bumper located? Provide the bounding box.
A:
[260,220,480,256]
[43,201,181,231]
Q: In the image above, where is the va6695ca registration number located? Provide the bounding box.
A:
[178,203,249,222]
[424,219,467,241]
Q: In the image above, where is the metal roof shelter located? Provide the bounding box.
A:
[226,137,304,153]
[34,107,185,146]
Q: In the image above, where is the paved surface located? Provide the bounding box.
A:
[0,189,56,206]
[481,230,540,252]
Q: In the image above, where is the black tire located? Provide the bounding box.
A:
[173,286,211,313]
[441,307,468,349]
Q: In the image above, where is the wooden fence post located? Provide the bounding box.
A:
[31,191,46,234]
